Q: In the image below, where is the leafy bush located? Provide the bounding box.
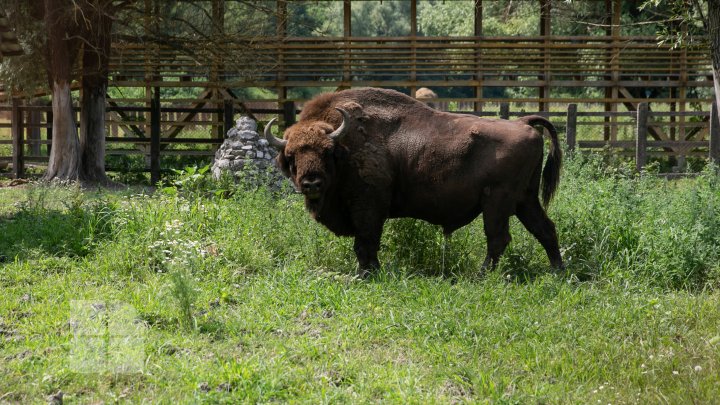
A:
[549,154,720,288]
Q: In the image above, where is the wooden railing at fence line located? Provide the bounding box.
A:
[0,98,293,181]
[1,100,718,181]
[107,36,714,106]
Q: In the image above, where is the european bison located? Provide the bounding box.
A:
[265,87,563,276]
[415,87,439,109]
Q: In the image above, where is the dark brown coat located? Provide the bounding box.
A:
[266,87,563,276]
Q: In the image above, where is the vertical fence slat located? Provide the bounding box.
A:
[566,103,577,152]
[710,101,719,163]
[46,108,53,156]
[27,103,41,156]
[11,98,24,179]
[636,102,649,172]
[499,103,510,120]
[223,100,234,137]
[150,88,161,184]
[283,101,296,127]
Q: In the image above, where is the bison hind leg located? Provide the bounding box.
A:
[516,196,563,269]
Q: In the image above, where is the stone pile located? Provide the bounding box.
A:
[211,116,285,188]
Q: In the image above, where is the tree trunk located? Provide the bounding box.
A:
[42,0,82,182]
[42,0,119,186]
[710,0,720,121]
[44,80,80,180]
[80,5,113,185]
[80,81,109,183]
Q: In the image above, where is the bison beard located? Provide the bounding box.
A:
[266,88,563,277]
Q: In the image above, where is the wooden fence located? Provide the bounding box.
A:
[0,98,293,182]
[112,36,712,102]
[1,100,718,181]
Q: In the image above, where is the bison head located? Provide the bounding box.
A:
[265,108,351,212]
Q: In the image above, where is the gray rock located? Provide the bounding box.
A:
[211,115,285,190]
[236,116,257,132]
[238,130,258,141]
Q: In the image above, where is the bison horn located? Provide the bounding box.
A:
[264,118,288,150]
[328,108,351,142]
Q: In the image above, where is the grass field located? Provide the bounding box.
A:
[1,154,719,403]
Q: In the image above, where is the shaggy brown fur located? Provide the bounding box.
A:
[269,87,563,276]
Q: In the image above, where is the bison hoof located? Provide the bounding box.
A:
[356,267,373,279]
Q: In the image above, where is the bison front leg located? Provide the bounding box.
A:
[353,234,381,278]
[349,193,388,278]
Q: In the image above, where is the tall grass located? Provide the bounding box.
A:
[549,154,720,289]
[1,153,718,289]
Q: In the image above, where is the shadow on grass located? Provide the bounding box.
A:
[0,205,114,262]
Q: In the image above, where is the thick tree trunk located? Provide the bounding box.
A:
[80,82,109,183]
[710,0,720,119]
[42,0,119,186]
[42,0,82,182]
[79,7,113,185]
[44,80,80,181]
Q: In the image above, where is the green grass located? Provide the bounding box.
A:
[1,155,719,403]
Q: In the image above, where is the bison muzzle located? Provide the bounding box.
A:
[265,87,563,277]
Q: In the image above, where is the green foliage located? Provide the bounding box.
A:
[162,164,213,197]
[351,1,411,36]
[417,1,474,36]
[547,155,720,288]
[417,0,541,37]
[288,1,343,37]
[167,256,200,331]
[638,0,708,42]
[0,2,50,94]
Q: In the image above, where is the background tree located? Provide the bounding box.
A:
[1,0,127,184]
[79,0,120,184]
[42,0,84,181]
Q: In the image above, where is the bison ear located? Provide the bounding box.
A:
[336,101,362,115]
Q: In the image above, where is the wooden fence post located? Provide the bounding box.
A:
[566,103,577,152]
[710,101,719,163]
[11,98,24,179]
[499,102,510,120]
[283,101,296,127]
[27,101,42,156]
[636,102,649,172]
[46,108,53,156]
[150,87,161,184]
[223,99,234,137]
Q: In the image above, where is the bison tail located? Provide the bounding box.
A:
[519,115,562,207]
